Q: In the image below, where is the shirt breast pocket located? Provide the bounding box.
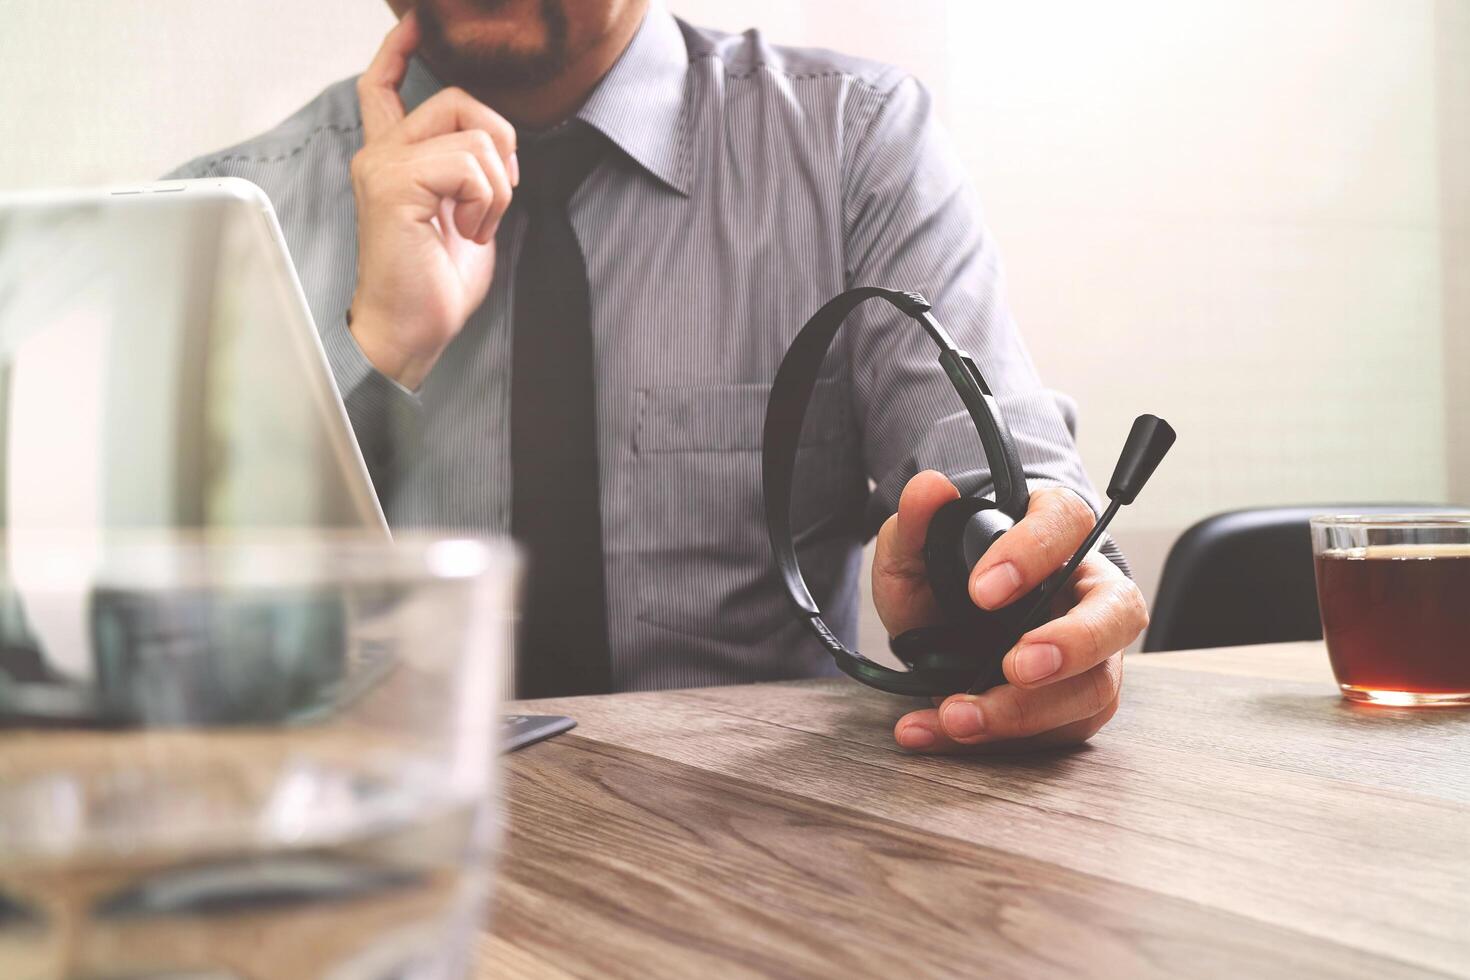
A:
[632,379,860,646]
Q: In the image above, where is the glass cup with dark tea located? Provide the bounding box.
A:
[1311,515,1470,706]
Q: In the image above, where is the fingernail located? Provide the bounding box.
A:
[1012,643,1062,684]
[509,152,520,186]
[897,724,936,749]
[941,699,986,740]
[972,562,1022,609]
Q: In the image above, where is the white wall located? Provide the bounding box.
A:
[1438,0,1470,508]
[0,1,395,188]
[2,1,1465,647]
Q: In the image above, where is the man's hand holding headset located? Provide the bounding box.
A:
[874,478,1148,753]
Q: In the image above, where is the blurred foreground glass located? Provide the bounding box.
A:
[0,530,517,979]
[1311,516,1470,706]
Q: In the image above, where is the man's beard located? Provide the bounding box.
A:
[415,0,571,91]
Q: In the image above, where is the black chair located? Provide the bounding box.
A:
[1142,504,1469,652]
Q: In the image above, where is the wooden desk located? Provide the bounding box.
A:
[482,643,1470,979]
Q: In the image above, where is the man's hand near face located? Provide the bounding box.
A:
[348,12,519,391]
[872,472,1149,753]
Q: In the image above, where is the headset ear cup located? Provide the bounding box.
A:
[923,497,1012,622]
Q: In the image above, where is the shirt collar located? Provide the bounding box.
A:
[396,3,693,197]
[575,3,692,196]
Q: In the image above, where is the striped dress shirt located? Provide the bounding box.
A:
[167,3,1124,692]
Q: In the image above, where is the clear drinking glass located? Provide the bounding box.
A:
[1310,515,1470,706]
[0,529,518,979]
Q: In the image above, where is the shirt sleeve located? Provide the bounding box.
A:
[840,75,1129,575]
[160,158,423,511]
[321,310,426,504]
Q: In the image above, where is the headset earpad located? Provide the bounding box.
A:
[923,497,1015,623]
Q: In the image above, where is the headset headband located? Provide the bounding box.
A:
[762,286,1031,693]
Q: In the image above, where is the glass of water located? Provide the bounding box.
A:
[0,529,517,979]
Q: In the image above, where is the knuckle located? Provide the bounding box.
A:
[349,149,380,188]
[1080,696,1120,741]
[498,119,518,149]
[1125,582,1150,632]
[1102,580,1147,643]
[993,688,1031,736]
[1021,488,1094,562]
[1015,518,1055,565]
[1052,487,1097,533]
[1089,656,1123,712]
[1078,606,1107,661]
[469,129,495,156]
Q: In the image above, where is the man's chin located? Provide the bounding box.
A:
[415,0,570,91]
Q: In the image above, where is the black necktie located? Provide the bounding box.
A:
[510,124,613,698]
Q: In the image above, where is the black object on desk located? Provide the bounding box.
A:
[502,714,576,752]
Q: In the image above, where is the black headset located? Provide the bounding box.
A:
[762,287,1174,698]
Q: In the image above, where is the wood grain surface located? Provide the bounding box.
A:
[481,642,1470,979]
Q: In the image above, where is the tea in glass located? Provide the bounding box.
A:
[1311,516,1470,706]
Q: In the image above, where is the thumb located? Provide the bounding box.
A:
[894,470,961,564]
[872,470,960,636]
